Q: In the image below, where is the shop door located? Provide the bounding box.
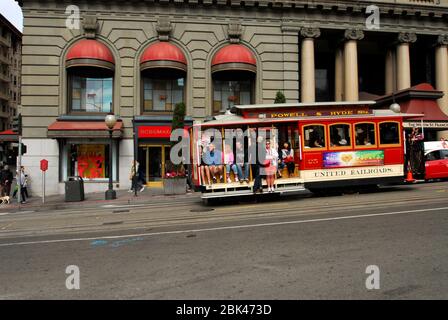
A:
[147,146,163,186]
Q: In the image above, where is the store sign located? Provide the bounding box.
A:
[404,122,448,129]
[323,150,384,168]
[243,107,372,119]
[138,126,172,138]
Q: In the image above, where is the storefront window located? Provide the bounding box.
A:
[67,143,110,179]
[142,77,185,112]
[213,80,252,114]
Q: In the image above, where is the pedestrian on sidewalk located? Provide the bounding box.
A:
[13,167,30,199]
[129,160,144,193]
[0,165,13,197]
[15,169,27,204]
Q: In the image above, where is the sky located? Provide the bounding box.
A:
[0,0,23,32]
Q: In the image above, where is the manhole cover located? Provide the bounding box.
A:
[190,208,214,213]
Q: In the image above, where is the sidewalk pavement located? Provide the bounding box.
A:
[0,187,199,213]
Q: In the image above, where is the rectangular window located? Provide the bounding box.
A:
[303,124,326,149]
[68,144,110,179]
[69,75,113,113]
[329,124,351,148]
[355,123,376,147]
[142,78,185,112]
[212,80,253,114]
[379,122,400,145]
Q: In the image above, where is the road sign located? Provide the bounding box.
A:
[40,159,48,172]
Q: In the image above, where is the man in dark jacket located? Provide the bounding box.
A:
[0,165,13,197]
[252,135,267,194]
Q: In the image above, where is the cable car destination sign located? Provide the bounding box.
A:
[242,106,372,119]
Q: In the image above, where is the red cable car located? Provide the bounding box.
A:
[190,101,420,201]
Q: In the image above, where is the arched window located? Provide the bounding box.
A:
[140,42,187,112]
[211,44,256,115]
[65,39,115,113]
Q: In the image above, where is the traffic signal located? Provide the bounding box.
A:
[20,143,27,155]
[11,113,22,135]
[11,143,27,156]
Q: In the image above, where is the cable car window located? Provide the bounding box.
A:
[379,122,400,145]
[303,125,326,148]
[329,124,351,147]
[355,123,376,146]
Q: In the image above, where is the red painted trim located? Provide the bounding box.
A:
[47,121,123,131]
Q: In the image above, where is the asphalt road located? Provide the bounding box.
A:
[0,182,447,299]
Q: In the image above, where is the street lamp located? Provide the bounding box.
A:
[105,113,117,200]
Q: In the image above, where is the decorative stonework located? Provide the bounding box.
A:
[398,32,417,43]
[300,27,320,39]
[437,35,448,46]
[82,15,98,39]
[344,29,364,41]
[156,17,172,41]
[228,23,242,43]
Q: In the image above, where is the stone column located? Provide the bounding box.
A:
[334,46,344,101]
[436,35,448,116]
[343,29,364,102]
[300,27,320,103]
[385,48,395,94]
[396,32,417,90]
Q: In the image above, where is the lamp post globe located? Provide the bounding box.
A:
[390,102,401,113]
[105,114,117,130]
[105,113,117,200]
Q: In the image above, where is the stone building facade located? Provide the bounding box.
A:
[16,0,448,196]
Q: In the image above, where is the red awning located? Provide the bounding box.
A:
[211,44,256,73]
[66,39,115,70]
[0,130,18,142]
[140,42,187,72]
[47,120,123,139]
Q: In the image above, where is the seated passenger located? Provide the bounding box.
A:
[204,143,223,183]
[309,130,323,148]
[278,141,295,178]
[235,141,249,183]
[224,144,238,183]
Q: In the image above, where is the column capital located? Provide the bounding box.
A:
[300,27,320,39]
[397,32,417,44]
[437,35,448,46]
[344,29,364,41]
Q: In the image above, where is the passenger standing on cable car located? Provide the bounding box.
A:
[253,135,267,194]
[265,140,279,193]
